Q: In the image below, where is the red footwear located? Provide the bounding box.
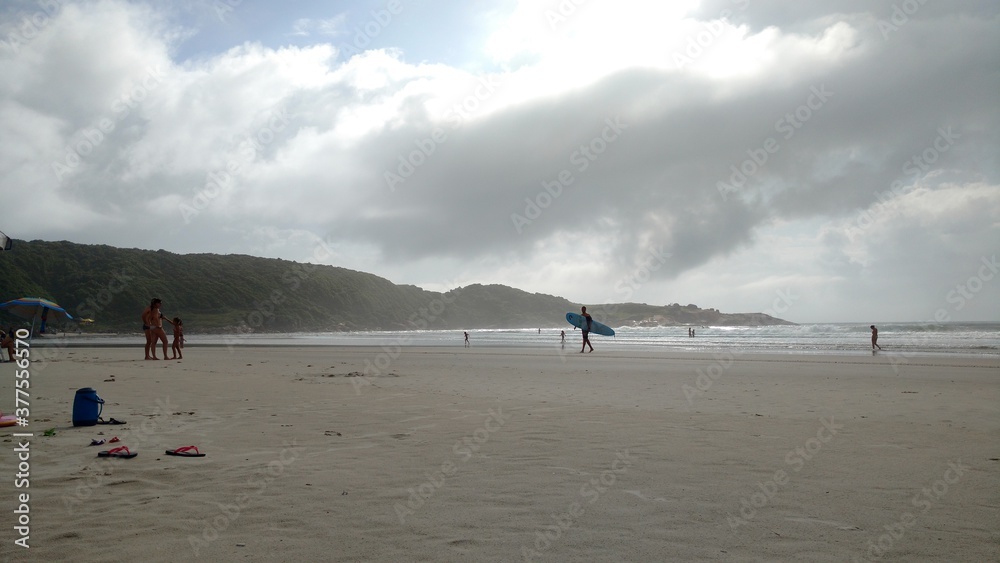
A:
[98,446,137,459]
[165,445,205,457]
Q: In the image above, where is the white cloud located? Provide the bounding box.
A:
[1,0,997,322]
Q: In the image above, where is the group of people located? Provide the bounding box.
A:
[142,298,184,360]
[463,311,886,354]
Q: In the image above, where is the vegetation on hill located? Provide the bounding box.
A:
[0,240,793,333]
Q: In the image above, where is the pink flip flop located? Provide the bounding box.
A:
[165,445,205,457]
[98,446,137,459]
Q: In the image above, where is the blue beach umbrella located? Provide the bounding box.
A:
[0,297,74,339]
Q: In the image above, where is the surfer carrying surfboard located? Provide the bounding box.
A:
[580,306,594,353]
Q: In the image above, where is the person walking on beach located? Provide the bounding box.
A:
[870,325,882,351]
[464,331,470,347]
[141,299,155,359]
[580,306,594,353]
[171,317,184,359]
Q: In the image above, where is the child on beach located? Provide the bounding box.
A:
[171,317,184,359]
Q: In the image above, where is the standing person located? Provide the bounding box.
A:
[171,317,184,359]
[870,325,882,351]
[148,298,171,360]
[464,331,470,348]
[1,329,14,362]
[141,299,155,360]
[580,306,594,353]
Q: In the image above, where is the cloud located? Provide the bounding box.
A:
[0,0,996,321]
[290,14,349,38]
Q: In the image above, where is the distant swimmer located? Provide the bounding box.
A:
[870,325,882,351]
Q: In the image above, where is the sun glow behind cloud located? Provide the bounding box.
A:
[0,0,996,322]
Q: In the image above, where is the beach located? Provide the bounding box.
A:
[1,345,998,562]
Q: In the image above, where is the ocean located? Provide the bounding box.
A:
[50,322,1000,358]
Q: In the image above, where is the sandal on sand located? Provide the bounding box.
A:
[98,446,137,459]
[108,436,120,443]
[165,445,205,457]
[89,439,105,446]
[97,417,126,425]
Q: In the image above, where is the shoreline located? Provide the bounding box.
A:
[21,338,1000,361]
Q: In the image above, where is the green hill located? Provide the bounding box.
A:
[0,240,792,333]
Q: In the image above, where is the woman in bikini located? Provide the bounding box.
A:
[148,299,172,360]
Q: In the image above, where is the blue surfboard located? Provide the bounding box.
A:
[566,312,615,337]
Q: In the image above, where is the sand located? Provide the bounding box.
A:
[1,345,997,562]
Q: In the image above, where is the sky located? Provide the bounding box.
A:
[0,0,998,323]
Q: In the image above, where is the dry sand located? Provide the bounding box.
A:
[1,345,997,562]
